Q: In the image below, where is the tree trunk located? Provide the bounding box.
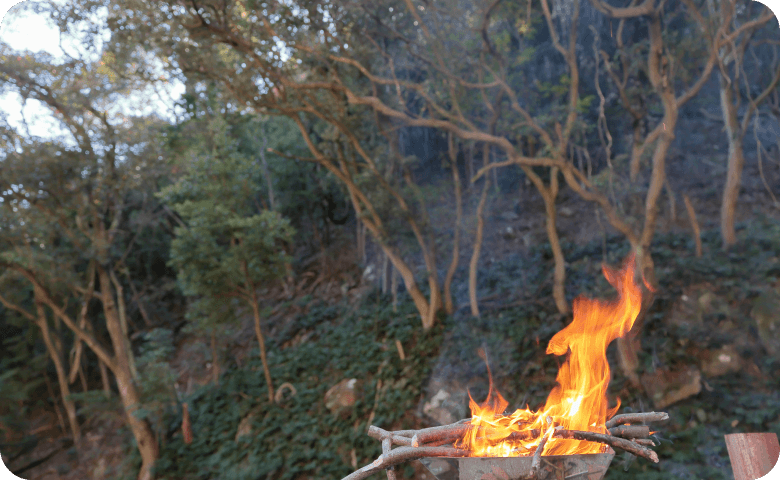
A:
[243,261,275,403]
[525,166,569,315]
[109,268,138,381]
[443,133,463,315]
[719,72,744,248]
[35,302,81,446]
[629,118,646,182]
[391,266,398,313]
[357,219,366,265]
[249,297,274,403]
[99,358,111,398]
[96,265,158,480]
[377,242,434,325]
[469,175,491,318]
[381,251,391,295]
[210,331,220,386]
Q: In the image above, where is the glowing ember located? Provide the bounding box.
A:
[456,254,643,457]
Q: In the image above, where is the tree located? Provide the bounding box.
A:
[689,0,780,248]
[0,38,166,479]
[159,113,295,404]
[0,270,81,447]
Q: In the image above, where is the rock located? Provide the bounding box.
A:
[325,378,359,413]
[751,289,780,359]
[641,365,702,409]
[502,226,517,240]
[698,344,742,378]
[522,233,533,247]
[500,211,519,221]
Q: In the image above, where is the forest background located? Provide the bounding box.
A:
[0,0,779,479]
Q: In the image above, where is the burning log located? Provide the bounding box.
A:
[339,256,669,480]
[352,418,664,480]
[525,430,550,480]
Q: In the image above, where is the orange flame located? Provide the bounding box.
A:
[456,254,643,457]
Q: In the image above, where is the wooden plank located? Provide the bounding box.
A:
[725,433,780,480]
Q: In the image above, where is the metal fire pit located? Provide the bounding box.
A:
[419,448,615,480]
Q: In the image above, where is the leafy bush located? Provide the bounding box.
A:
[153,297,444,480]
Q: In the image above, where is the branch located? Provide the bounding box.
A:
[342,447,469,480]
[605,411,669,428]
[552,428,659,463]
[588,0,655,19]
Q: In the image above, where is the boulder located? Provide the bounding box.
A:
[641,365,701,410]
[698,344,742,378]
[325,378,359,413]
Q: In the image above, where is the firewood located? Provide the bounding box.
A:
[552,428,659,463]
[525,430,550,479]
[410,422,472,447]
[633,438,657,447]
[342,446,469,480]
[367,426,413,447]
[607,424,650,439]
[725,432,780,480]
[381,437,397,480]
[605,411,669,429]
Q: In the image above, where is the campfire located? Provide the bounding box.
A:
[342,255,669,480]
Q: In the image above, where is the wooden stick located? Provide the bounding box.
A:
[633,438,657,447]
[381,438,397,480]
[367,426,413,447]
[341,447,469,480]
[608,425,650,439]
[553,428,659,463]
[605,412,669,429]
[411,423,471,447]
[525,431,550,479]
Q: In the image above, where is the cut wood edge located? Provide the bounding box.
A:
[725,432,780,480]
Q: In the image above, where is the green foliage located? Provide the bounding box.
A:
[153,297,444,480]
[135,328,178,445]
[159,113,295,332]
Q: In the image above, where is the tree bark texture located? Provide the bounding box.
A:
[469,173,491,318]
[97,265,159,480]
[443,133,462,315]
[525,166,568,315]
[35,302,81,446]
[243,261,275,403]
[725,432,780,480]
[210,331,220,386]
[719,71,745,248]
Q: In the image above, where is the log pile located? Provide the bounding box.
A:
[341,412,669,480]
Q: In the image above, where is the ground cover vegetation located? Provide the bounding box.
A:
[0,0,778,479]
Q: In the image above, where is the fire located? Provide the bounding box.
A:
[456,254,643,457]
